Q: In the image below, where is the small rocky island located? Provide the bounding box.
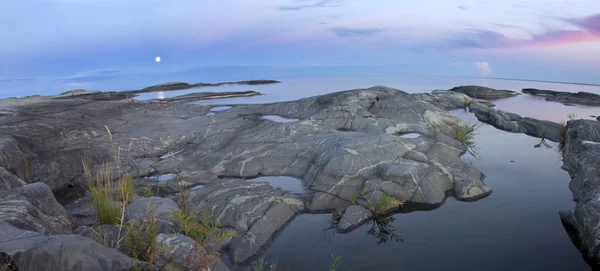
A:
[1,82,599,270]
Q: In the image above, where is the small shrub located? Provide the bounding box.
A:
[366,192,405,216]
[171,210,214,243]
[125,213,157,262]
[454,122,480,158]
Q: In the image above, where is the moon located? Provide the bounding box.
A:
[155,56,161,63]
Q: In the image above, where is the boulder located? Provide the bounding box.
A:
[449,85,519,100]
[125,196,180,221]
[559,119,600,264]
[523,88,600,106]
[0,182,71,234]
[0,222,143,271]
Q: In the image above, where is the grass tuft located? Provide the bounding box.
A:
[84,161,121,225]
[454,122,480,157]
[366,192,405,217]
[125,210,157,263]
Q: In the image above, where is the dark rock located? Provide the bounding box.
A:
[338,205,372,231]
[154,234,229,270]
[469,103,564,142]
[132,80,279,94]
[0,182,71,234]
[125,196,179,221]
[523,88,600,106]
[0,222,143,271]
[559,119,600,264]
[0,167,26,190]
[449,85,519,100]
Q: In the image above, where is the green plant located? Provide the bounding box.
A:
[144,184,154,197]
[85,161,120,224]
[462,96,472,111]
[253,257,278,271]
[214,229,236,247]
[91,228,110,247]
[119,174,135,204]
[454,122,480,157]
[329,255,342,271]
[351,187,369,204]
[125,211,157,262]
[366,192,405,217]
[171,210,215,243]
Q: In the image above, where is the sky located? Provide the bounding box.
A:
[1,0,600,94]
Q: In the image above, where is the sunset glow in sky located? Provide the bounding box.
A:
[1,0,599,85]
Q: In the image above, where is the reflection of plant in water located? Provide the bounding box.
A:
[367,216,404,244]
[534,124,554,149]
[534,138,553,149]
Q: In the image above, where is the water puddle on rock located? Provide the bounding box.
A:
[397,133,421,138]
[247,176,306,194]
[160,147,186,159]
[191,185,205,190]
[210,106,232,112]
[145,174,175,182]
[260,115,299,123]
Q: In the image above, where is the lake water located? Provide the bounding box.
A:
[6,75,600,270]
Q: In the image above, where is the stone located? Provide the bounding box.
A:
[0,222,143,271]
[154,233,229,270]
[125,196,180,221]
[559,119,600,264]
[0,182,71,234]
[449,85,519,100]
[338,205,372,231]
[0,167,26,190]
[523,88,600,106]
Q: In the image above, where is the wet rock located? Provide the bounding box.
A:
[523,88,600,106]
[0,182,71,234]
[188,179,305,263]
[338,205,372,231]
[125,196,179,221]
[449,85,519,100]
[559,119,600,264]
[469,103,564,142]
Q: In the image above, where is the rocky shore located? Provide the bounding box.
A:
[1,82,599,270]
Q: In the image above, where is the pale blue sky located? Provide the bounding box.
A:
[1,0,599,93]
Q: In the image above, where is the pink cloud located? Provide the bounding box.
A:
[474,61,492,76]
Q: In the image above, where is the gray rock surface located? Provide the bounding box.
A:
[0,182,71,234]
[155,233,229,270]
[0,167,26,189]
[449,85,519,100]
[559,119,600,264]
[523,88,600,106]
[0,222,142,271]
[0,85,496,265]
[338,205,372,231]
[125,196,179,221]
